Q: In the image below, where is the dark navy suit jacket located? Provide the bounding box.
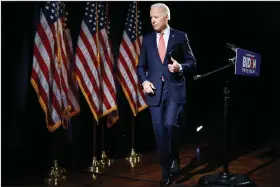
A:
[137,28,197,106]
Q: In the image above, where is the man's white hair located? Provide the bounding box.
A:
[151,3,171,20]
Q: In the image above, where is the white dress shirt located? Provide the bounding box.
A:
[156,26,170,49]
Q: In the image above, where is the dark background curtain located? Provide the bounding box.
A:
[2,1,280,184]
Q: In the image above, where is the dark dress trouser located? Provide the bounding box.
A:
[149,81,183,179]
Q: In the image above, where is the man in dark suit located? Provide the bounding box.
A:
[137,3,196,186]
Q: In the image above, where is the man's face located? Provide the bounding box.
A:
[150,7,168,32]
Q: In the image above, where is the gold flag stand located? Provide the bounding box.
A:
[45,127,66,185]
[101,150,114,168]
[45,160,66,186]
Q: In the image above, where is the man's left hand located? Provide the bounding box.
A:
[168,57,180,73]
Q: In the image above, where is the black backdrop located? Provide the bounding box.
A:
[2,1,280,183]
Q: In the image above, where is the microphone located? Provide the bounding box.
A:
[226,43,237,52]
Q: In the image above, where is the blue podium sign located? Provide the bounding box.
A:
[235,48,261,77]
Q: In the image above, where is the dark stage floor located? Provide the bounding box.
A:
[3,139,279,187]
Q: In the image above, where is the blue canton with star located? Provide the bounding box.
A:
[83,2,108,36]
[43,1,63,26]
[124,2,143,42]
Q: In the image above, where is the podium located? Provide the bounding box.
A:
[194,43,261,187]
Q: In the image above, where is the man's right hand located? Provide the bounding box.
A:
[143,81,156,94]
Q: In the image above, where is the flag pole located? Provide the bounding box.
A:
[87,120,102,179]
[126,111,140,168]
[126,2,141,168]
[45,2,66,186]
[87,2,102,179]
[100,117,114,168]
[100,2,114,169]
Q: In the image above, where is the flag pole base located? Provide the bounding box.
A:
[44,160,66,186]
[100,151,114,168]
[126,149,141,168]
[87,157,103,180]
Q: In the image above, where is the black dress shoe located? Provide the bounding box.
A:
[160,177,172,187]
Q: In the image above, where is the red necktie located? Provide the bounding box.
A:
[158,33,166,63]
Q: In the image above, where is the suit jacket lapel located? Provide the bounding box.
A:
[153,31,162,63]
[166,28,176,58]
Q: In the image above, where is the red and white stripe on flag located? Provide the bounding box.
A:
[116,2,147,116]
[75,2,118,122]
[31,1,80,132]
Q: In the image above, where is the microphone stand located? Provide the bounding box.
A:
[194,58,256,187]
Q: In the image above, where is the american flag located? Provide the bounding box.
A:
[75,2,118,123]
[31,1,80,132]
[116,2,147,116]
